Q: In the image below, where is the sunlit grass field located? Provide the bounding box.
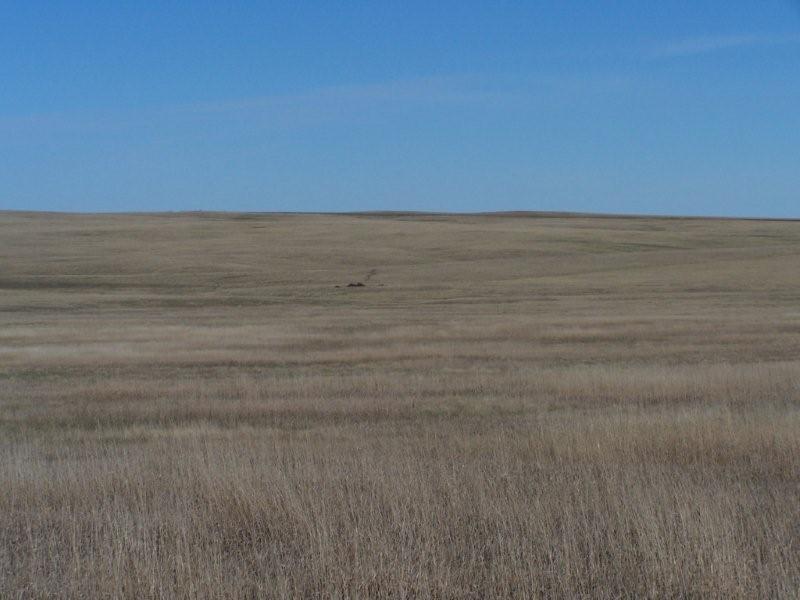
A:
[2,211,799,598]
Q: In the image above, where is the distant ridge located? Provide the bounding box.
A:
[0,209,797,222]
[337,210,800,222]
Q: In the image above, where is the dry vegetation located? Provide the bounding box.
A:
[1,211,799,598]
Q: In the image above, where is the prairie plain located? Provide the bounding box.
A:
[1,211,799,598]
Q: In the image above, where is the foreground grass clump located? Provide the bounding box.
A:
[1,211,799,598]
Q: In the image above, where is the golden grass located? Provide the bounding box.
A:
[1,211,799,598]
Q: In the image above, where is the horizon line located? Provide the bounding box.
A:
[1,209,797,223]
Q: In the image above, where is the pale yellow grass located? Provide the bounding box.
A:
[1,211,799,598]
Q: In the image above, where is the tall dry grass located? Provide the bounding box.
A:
[1,212,799,598]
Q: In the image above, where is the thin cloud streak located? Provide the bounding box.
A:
[0,71,664,138]
[651,33,800,59]
[0,75,519,135]
[183,76,519,115]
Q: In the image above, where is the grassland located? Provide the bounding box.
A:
[1,211,799,598]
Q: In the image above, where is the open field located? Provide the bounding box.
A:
[1,211,799,598]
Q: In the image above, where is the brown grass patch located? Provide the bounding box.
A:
[1,212,799,598]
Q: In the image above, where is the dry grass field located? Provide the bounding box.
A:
[1,211,799,598]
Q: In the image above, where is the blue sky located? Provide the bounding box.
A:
[1,2,798,216]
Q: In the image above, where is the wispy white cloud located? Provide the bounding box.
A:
[650,33,800,59]
[0,71,650,138]
[0,75,519,135]
[184,75,518,115]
